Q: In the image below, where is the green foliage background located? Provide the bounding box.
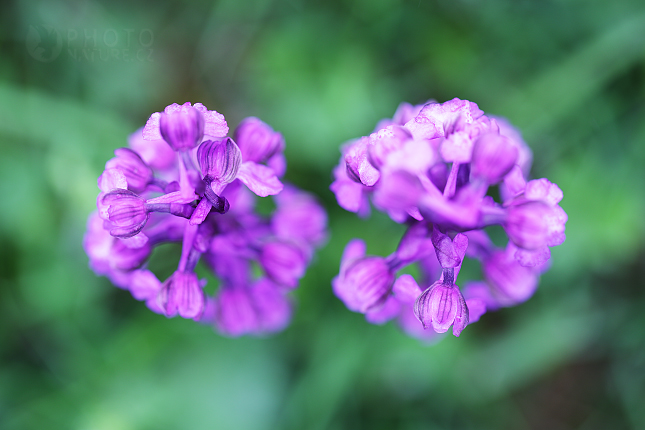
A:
[1,0,645,429]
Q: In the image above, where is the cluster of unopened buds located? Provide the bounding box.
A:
[84,103,327,336]
[331,98,567,339]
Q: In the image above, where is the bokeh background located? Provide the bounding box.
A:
[1,0,645,429]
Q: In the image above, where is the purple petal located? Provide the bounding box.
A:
[500,165,527,203]
[193,103,229,138]
[431,228,462,269]
[397,303,443,342]
[330,170,371,215]
[159,103,205,151]
[504,201,551,250]
[381,139,437,176]
[441,131,474,163]
[395,222,435,264]
[98,168,127,193]
[214,286,259,336]
[234,117,285,163]
[260,241,307,289]
[105,148,153,193]
[344,137,380,186]
[365,295,401,324]
[119,233,148,249]
[197,138,242,184]
[414,282,457,333]
[128,127,176,171]
[492,115,533,176]
[392,101,425,125]
[272,186,328,247]
[464,298,487,324]
[189,198,213,226]
[236,161,283,197]
[372,170,423,214]
[129,269,161,301]
[392,274,422,303]
[525,178,563,206]
[158,271,205,319]
[470,132,518,184]
[251,279,292,334]
[102,189,149,238]
[367,125,410,169]
[514,245,551,268]
[484,249,539,304]
[267,152,287,177]
[334,254,394,313]
[142,112,163,140]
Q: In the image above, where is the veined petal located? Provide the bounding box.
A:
[237,161,283,197]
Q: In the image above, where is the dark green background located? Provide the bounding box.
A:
[1,0,644,429]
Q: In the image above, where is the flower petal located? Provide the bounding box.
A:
[236,161,283,197]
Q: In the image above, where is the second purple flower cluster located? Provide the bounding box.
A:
[331,98,567,339]
[84,103,327,336]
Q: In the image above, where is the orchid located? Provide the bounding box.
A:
[84,103,327,336]
[331,98,567,339]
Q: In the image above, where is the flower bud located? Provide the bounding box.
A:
[102,189,148,238]
[367,125,410,169]
[233,117,285,163]
[344,137,380,186]
[83,212,151,276]
[414,281,469,336]
[431,228,468,269]
[260,241,307,289]
[197,138,242,185]
[159,104,205,151]
[483,250,539,305]
[128,127,176,170]
[157,270,204,319]
[272,186,328,247]
[334,255,395,313]
[105,148,153,193]
[470,132,518,184]
[214,281,291,337]
[505,202,551,250]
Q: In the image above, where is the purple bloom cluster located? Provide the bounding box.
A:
[84,103,327,336]
[331,98,567,339]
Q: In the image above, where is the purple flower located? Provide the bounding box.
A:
[470,132,518,184]
[414,281,469,336]
[212,280,291,337]
[234,117,285,164]
[272,185,328,247]
[333,240,396,313]
[143,102,228,151]
[157,270,205,319]
[331,98,567,341]
[504,201,551,250]
[128,269,162,302]
[330,156,371,216]
[86,105,327,336]
[197,138,242,191]
[128,127,176,171]
[345,137,380,186]
[483,248,540,306]
[83,212,151,286]
[101,189,149,238]
[105,148,154,193]
[260,241,307,289]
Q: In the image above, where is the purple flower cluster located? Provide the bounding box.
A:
[84,103,327,336]
[331,98,567,339]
